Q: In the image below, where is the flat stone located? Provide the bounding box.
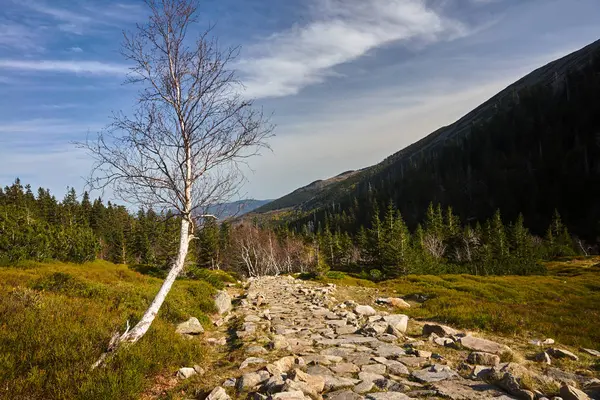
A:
[247,345,268,355]
[458,336,511,355]
[378,333,398,343]
[271,391,306,400]
[176,367,197,379]
[327,320,350,327]
[267,356,297,375]
[548,348,579,361]
[283,379,319,399]
[467,352,501,366]
[581,348,600,357]
[240,357,267,369]
[361,364,387,374]
[330,363,360,374]
[237,371,270,390]
[324,376,361,392]
[397,357,428,368]
[345,353,375,366]
[176,317,204,335]
[389,298,411,309]
[336,325,358,335]
[414,350,432,358]
[353,380,374,394]
[245,314,262,322]
[375,345,406,358]
[423,323,459,337]
[366,393,416,400]
[411,364,459,383]
[358,371,385,383]
[559,385,591,400]
[327,390,365,400]
[270,335,291,350]
[206,386,231,400]
[321,347,355,357]
[355,305,377,316]
[292,368,326,393]
[433,379,519,400]
[307,365,334,376]
[386,361,410,376]
[362,321,388,336]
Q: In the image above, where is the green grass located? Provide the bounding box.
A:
[0,260,217,400]
[325,258,600,349]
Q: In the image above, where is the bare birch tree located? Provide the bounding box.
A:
[82,0,273,365]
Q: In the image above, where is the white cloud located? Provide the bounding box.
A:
[0,60,127,75]
[69,46,84,53]
[237,0,467,99]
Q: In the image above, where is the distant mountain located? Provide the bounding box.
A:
[254,170,362,214]
[207,199,272,219]
[254,38,600,240]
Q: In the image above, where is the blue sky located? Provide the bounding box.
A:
[1,0,600,202]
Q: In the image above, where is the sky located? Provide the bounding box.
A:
[1,0,600,203]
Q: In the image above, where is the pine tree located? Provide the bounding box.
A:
[197,217,220,269]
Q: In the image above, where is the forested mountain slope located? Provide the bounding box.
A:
[258,38,600,241]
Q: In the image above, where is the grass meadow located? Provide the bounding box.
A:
[321,258,600,350]
[0,260,222,400]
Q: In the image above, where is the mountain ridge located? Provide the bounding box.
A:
[252,37,600,239]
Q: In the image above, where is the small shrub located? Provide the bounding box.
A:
[369,269,383,282]
[325,271,346,280]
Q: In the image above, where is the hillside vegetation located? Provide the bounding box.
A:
[257,38,600,243]
[319,257,600,350]
[0,260,224,400]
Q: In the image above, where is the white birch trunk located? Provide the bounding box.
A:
[122,218,190,344]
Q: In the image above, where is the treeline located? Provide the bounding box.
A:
[0,179,580,279]
[0,179,184,265]
[0,179,312,277]
[287,201,579,278]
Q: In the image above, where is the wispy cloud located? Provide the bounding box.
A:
[17,0,144,35]
[0,21,41,51]
[237,0,468,99]
[0,60,127,75]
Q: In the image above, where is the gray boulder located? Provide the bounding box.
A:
[383,314,409,334]
[467,351,501,366]
[559,385,591,400]
[355,305,377,316]
[411,364,459,383]
[207,386,231,400]
[366,393,416,400]
[176,317,204,335]
[548,348,579,361]
[423,323,459,337]
[214,290,232,315]
[176,367,197,379]
[458,336,511,355]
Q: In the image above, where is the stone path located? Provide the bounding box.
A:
[200,276,599,400]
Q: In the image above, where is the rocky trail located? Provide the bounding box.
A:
[176,276,599,400]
